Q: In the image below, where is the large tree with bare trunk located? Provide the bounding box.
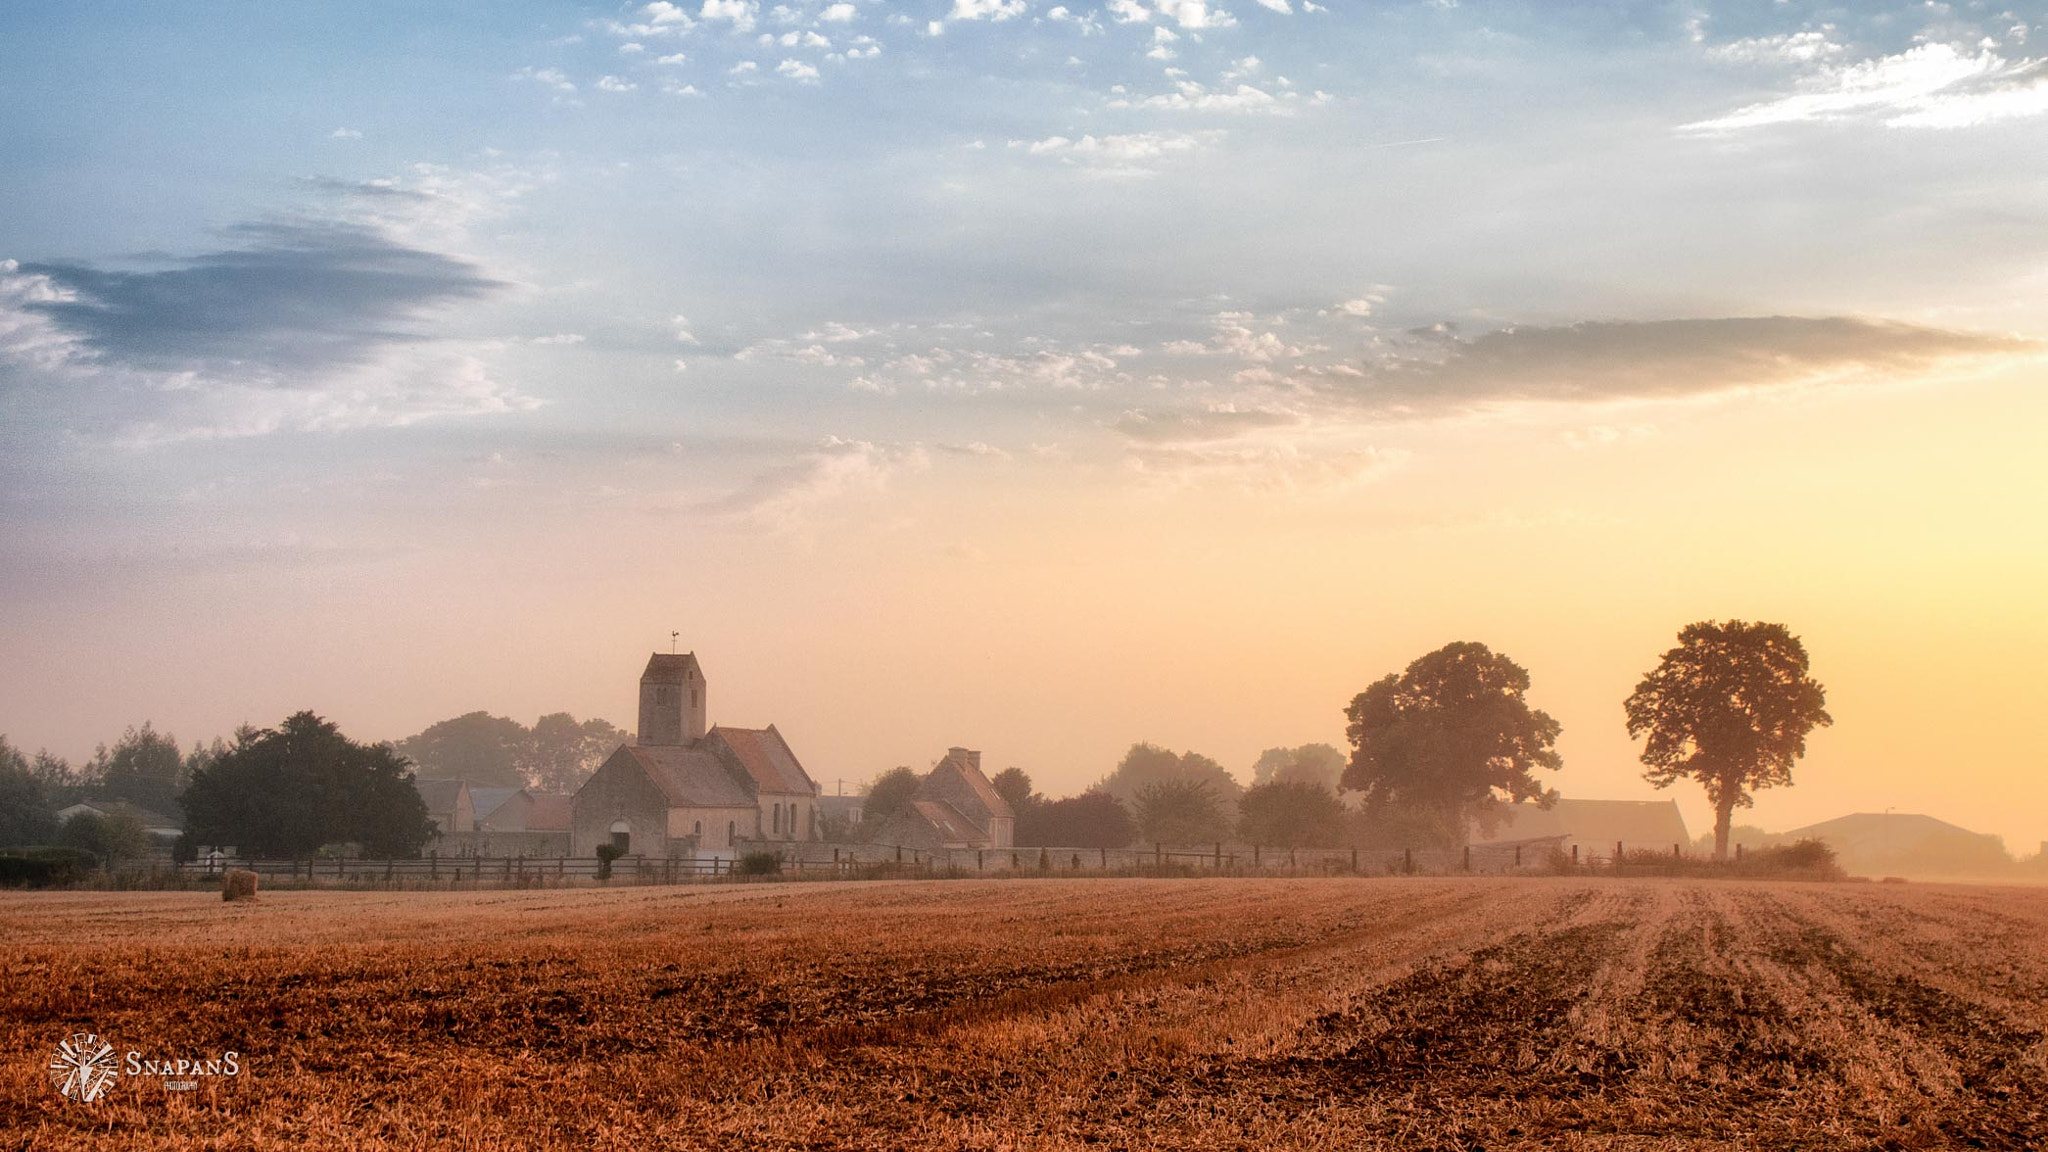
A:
[1625,620,1831,860]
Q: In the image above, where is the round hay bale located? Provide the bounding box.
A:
[222,868,260,902]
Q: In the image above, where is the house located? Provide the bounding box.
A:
[570,652,822,859]
[1777,812,2009,877]
[478,789,573,834]
[55,799,183,850]
[468,787,523,830]
[414,778,475,838]
[867,748,1015,850]
[1470,798,1690,856]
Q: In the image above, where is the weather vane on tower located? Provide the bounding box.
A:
[670,630,680,654]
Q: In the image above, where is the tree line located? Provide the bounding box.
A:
[3,618,1828,865]
[856,620,1829,859]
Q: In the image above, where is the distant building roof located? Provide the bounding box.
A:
[525,793,574,831]
[708,725,817,796]
[620,744,757,809]
[641,652,701,684]
[927,748,1013,823]
[909,799,985,844]
[469,787,522,824]
[1472,798,1690,849]
[57,799,183,832]
[414,778,470,813]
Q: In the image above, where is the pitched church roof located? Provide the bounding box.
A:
[469,787,522,824]
[414,778,470,814]
[617,744,756,809]
[708,725,817,796]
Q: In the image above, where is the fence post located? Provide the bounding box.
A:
[1736,843,1744,862]
[1100,847,1107,869]
[1154,843,1162,871]
[1673,843,1681,859]
[1350,846,1358,873]
[1214,842,1222,870]
[386,858,394,881]
[1463,845,1471,872]
[896,844,903,864]
[977,849,984,871]
[1515,844,1522,868]
[1403,847,1412,874]
[1254,845,1261,868]
[1616,840,1624,865]
[1571,844,1579,866]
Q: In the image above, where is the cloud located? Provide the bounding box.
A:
[820,3,858,22]
[330,127,363,139]
[1163,311,1319,361]
[1108,0,1236,30]
[1249,0,1290,11]
[11,221,504,380]
[514,65,577,93]
[1109,79,1291,113]
[699,435,928,529]
[1013,130,1216,177]
[597,75,639,92]
[1327,316,2039,416]
[1,224,531,443]
[1114,405,1301,442]
[949,0,1028,21]
[1686,43,2048,132]
[530,333,586,345]
[700,0,760,33]
[776,58,822,83]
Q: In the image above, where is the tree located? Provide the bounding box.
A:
[92,723,188,817]
[1097,743,1244,814]
[524,713,629,794]
[57,811,148,862]
[1625,620,1831,860]
[1238,780,1348,848]
[1017,790,1135,849]
[1132,779,1231,846]
[860,766,922,824]
[181,712,435,858]
[1342,641,1562,847]
[0,736,58,846]
[1250,744,1347,792]
[990,767,1040,814]
[390,711,529,789]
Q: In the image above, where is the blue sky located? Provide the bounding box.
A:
[4,0,2047,845]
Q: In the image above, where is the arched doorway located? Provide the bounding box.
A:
[609,819,631,854]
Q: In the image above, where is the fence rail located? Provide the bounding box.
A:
[176,838,1701,887]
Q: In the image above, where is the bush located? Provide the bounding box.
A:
[594,842,625,880]
[0,846,100,887]
[1734,838,1843,880]
[736,851,781,877]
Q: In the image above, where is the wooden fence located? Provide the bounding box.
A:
[176,837,1697,887]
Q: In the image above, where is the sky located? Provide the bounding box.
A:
[3,0,2046,851]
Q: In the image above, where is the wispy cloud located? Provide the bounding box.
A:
[1687,42,2048,132]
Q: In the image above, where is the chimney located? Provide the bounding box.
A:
[948,747,981,774]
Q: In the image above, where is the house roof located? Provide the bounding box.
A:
[641,652,701,684]
[469,787,522,823]
[910,799,985,844]
[1473,799,1690,848]
[709,725,816,796]
[414,778,470,813]
[621,744,757,809]
[525,793,574,831]
[1780,812,1999,855]
[929,750,1013,822]
[57,799,183,831]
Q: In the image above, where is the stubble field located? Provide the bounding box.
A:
[5,876,2048,1150]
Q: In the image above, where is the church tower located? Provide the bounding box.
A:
[638,652,706,746]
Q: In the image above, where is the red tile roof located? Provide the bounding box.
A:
[928,751,1013,822]
[524,793,574,831]
[708,726,816,797]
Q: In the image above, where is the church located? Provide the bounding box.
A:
[570,652,821,860]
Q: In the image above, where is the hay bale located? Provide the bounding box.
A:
[222,869,259,902]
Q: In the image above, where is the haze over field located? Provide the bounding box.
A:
[2,2,2045,849]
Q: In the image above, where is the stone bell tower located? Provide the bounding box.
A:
[638,651,706,746]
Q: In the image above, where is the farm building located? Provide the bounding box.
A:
[1778,812,2008,877]
[1471,798,1691,856]
[570,652,822,859]
[414,778,474,838]
[866,747,1015,850]
[54,799,184,851]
